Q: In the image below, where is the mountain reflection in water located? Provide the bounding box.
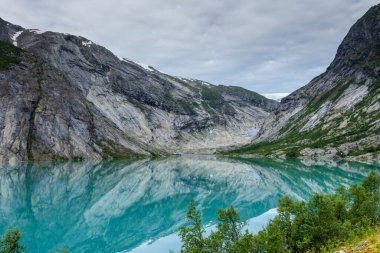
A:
[0,156,378,253]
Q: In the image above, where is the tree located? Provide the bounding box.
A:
[348,172,380,227]
[204,206,245,252]
[179,172,380,253]
[0,228,25,253]
[179,199,205,253]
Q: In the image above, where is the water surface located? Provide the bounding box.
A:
[0,156,378,253]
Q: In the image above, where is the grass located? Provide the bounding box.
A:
[0,41,24,71]
[330,228,380,253]
[163,90,198,114]
[200,86,225,111]
[94,140,146,160]
[200,86,236,115]
[201,86,223,102]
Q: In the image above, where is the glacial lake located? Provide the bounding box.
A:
[0,156,379,253]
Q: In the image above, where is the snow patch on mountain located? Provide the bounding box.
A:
[29,29,45,35]
[139,63,154,71]
[11,31,23,46]
[245,127,260,138]
[82,40,94,47]
[122,58,154,71]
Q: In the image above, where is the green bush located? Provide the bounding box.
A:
[0,228,25,253]
[179,200,205,253]
[285,149,299,158]
[179,172,380,252]
[0,41,23,71]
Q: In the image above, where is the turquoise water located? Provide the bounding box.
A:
[0,156,378,253]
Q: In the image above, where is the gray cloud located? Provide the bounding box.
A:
[1,0,378,93]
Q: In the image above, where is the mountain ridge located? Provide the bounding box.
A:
[0,17,278,162]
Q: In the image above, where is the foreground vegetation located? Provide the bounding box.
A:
[179,172,380,252]
[332,229,380,252]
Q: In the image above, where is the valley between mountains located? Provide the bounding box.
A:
[0,4,379,163]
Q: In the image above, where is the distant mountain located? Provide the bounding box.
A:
[229,4,380,162]
[262,93,290,102]
[0,18,278,162]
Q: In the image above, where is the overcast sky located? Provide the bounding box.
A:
[0,0,378,93]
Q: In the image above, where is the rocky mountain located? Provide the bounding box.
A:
[230,4,380,162]
[2,4,380,163]
[0,18,278,162]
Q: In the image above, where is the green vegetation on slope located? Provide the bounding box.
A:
[162,90,192,114]
[0,41,23,71]
[211,85,277,109]
[225,78,380,159]
[331,229,380,252]
[179,172,380,252]
[200,86,236,116]
[199,85,277,116]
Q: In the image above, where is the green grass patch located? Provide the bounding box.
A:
[163,90,198,114]
[95,140,146,160]
[0,41,24,71]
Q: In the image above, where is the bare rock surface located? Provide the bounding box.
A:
[0,18,278,162]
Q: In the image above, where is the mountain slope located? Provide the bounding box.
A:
[0,18,278,162]
[229,4,380,161]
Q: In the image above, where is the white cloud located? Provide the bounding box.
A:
[0,0,378,93]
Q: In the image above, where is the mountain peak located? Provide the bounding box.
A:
[327,3,380,76]
[243,4,380,161]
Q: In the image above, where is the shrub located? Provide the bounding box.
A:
[179,172,380,252]
[0,41,23,71]
[0,228,25,253]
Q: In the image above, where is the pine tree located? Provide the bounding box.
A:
[0,228,25,253]
[179,199,205,253]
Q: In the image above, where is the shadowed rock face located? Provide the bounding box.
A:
[0,157,377,253]
[278,4,380,111]
[0,18,278,162]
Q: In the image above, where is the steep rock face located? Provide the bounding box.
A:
[0,49,150,163]
[233,4,380,161]
[0,18,277,162]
